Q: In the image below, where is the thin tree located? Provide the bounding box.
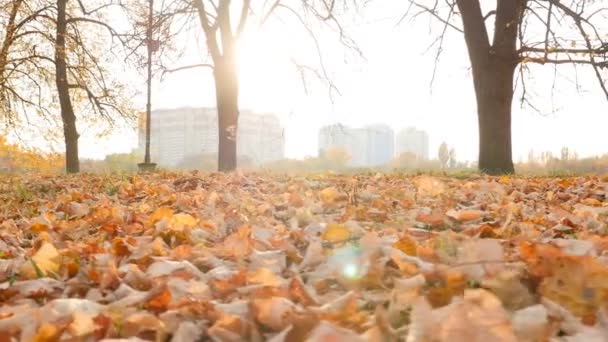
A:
[448,147,456,168]
[55,0,79,172]
[402,0,608,175]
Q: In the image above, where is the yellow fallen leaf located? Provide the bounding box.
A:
[147,207,174,227]
[498,176,511,184]
[248,267,283,287]
[320,187,341,205]
[322,223,351,243]
[21,242,61,279]
[582,198,602,207]
[167,213,198,231]
[67,312,96,337]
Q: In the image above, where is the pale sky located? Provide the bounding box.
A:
[77,1,608,163]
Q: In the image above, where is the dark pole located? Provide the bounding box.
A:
[139,0,156,171]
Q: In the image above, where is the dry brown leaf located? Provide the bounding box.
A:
[248,267,284,287]
[446,209,483,222]
[251,297,297,331]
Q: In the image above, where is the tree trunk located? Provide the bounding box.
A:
[213,58,239,172]
[456,0,521,175]
[474,61,516,175]
[55,0,79,173]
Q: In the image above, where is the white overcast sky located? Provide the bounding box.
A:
[76,0,608,163]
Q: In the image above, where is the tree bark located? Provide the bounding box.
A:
[213,57,239,172]
[475,61,516,174]
[456,0,521,175]
[55,0,79,173]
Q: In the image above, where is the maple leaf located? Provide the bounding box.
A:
[20,242,61,279]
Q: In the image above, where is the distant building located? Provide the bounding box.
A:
[365,124,394,166]
[318,123,394,167]
[396,127,429,160]
[138,107,285,167]
[238,112,285,165]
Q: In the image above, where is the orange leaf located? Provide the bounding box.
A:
[147,207,174,227]
[32,323,63,342]
[393,235,418,256]
[416,211,445,227]
[446,209,483,222]
[30,222,49,233]
[145,286,172,313]
[424,270,466,308]
[111,238,131,257]
[289,277,318,306]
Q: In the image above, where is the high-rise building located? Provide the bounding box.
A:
[318,123,394,167]
[238,112,285,165]
[138,107,285,167]
[396,127,429,160]
[365,124,394,166]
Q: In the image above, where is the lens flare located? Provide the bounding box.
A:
[342,263,360,279]
[329,245,366,280]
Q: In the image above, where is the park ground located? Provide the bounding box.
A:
[1,172,608,341]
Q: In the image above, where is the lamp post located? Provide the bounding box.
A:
[138,0,157,172]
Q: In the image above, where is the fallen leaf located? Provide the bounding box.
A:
[248,268,284,287]
[320,187,342,205]
[446,209,483,222]
[322,223,351,243]
[251,297,297,331]
[20,242,61,279]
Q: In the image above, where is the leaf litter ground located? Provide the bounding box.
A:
[2,172,608,341]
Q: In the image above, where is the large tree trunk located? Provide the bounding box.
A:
[474,62,516,175]
[213,58,239,172]
[457,0,521,175]
[55,0,79,173]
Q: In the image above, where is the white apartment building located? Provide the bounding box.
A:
[138,107,285,167]
[396,127,429,160]
[318,123,394,167]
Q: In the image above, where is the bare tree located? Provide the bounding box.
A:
[403,0,608,175]
[157,0,360,172]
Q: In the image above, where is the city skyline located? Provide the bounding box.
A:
[137,107,285,168]
[318,123,430,167]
